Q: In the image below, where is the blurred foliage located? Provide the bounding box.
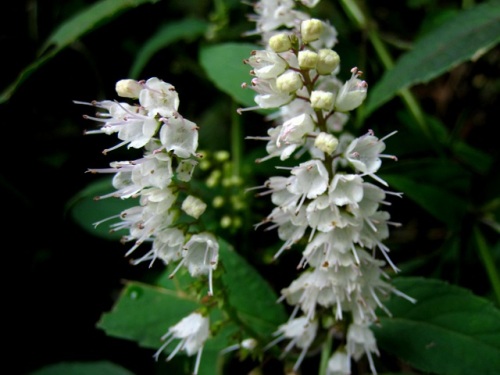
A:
[2,0,499,374]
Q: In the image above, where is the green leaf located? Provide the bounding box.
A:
[218,238,288,337]
[97,280,201,349]
[380,174,468,228]
[0,0,160,104]
[66,177,139,241]
[451,141,493,175]
[374,277,500,375]
[97,238,285,372]
[199,42,259,108]
[29,361,134,375]
[364,1,500,114]
[129,18,209,78]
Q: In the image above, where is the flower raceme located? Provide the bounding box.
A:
[76,77,219,374]
[242,1,415,373]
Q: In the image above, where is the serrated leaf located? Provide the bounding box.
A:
[66,177,139,241]
[374,277,500,375]
[365,1,500,114]
[129,18,209,78]
[380,174,468,228]
[0,0,159,104]
[28,361,135,375]
[199,42,259,108]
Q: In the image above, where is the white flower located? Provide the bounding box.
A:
[277,113,315,148]
[287,160,329,201]
[220,337,258,355]
[131,227,184,267]
[301,228,360,270]
[131,152,173,190]
[309,20,338,49]
[346,323,379,375]
[306,194,351,233]
[182,195,207,219]
[80,100,159,153]
[300,0,322,8]
[170,233,219,295]
[251,77,294,108]
[345,130,397,179]
[327,350,351,375]
[139,77,180,117]
[246,0,307,35]
[280,267,332,320]
[154,312,210,375]
[328,174,364,206]
[246,50,288,79]
[265,316,318,371]
[159,115,199,158]
[334,67,368,112]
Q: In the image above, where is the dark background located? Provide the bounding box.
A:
[2,1,499,374]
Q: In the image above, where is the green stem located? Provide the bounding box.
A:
[231,101,242,179]
[473,226,500,305]
[318,330,333,375]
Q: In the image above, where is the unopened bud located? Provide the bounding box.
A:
[182,195,207,219]
[316,49,340,75]
[298,50,318,70]
[176,159,197,182]
[276,71,303,93]
[311,90,335,111]
[115,79,142,98]
[269,33,292,53]
[301,19,323,43]
[314,132,339,154]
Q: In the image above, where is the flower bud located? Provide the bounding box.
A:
[298,50,318,70]
[310,90,335,111]
[115,79,142,98]
[316,49,340,75]
[182,195,207,219]
[176,159,197,182]
[334,67,368,112]
[276,71,303,93]
[269,33,292,53]
[314,132,339,154]
[301,19,323,43]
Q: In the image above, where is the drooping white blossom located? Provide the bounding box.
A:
[153,312,210,375]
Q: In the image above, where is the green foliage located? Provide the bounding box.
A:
[364,1,500,115]
[98,239,286,374]
[3,0,499,374]
[67,177,138,241]
[129,18,210,78]
[0,0,160,103]
[28,361,135,375]
[199,42,261,108]
[374,277,500,375]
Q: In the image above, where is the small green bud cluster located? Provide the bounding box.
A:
[197,150,247,232]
